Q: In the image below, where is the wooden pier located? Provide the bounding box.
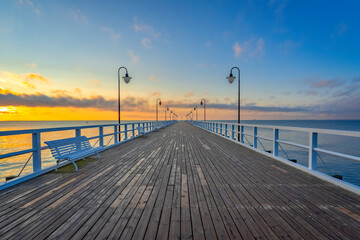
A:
[0,122,359,239]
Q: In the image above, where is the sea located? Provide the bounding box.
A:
[0,120,360,187]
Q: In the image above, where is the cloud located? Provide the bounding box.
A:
[279,40,301,55]
[185,91,194,97]
[233,42,244,58]
[353,77,360,83]
[141,38,151,48]
[91,79,100,86]
[70,10,88,24]
[149,74,159,83]
[149,91,161,97]
[1,71,49,89]
[0,88,151,112]
[101,27,121,40]
[306,78,343,89]
[233,37,265,59]
[74,88,82,94]
[26,63,37,68]
[197,62,208,68]
[133,20,161,39]
[16,0,40,14]
[127,50,139,64]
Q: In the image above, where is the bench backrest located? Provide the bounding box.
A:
[45,136,92,159]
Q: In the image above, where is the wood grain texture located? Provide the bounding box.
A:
[0,122,359,240]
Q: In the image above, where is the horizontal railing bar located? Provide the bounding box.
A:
[0,148,34,160]
[257,135,273,141]
[276,139,309,149]
[194,121,360,138]
[314,148,360,162]
[0,121,161,136]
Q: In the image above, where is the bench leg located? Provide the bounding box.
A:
[68,159,78,171]
[96,152,100,160]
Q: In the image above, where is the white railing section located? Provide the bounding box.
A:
[0,120,176,190]
[189,120,360,195]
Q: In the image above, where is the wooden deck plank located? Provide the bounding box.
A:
[0,122,359,240]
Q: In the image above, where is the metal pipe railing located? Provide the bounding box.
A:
[189,120,360,195]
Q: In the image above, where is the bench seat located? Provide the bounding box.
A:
[45,136,102,172]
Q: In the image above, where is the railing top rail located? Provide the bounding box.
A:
[0,121,172,137]
[193,121,360,138]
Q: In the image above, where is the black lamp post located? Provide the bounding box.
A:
[156,99,162,122]
[118,66,132,140]
[226,67,240,141]
[165,107,169,121]
[193,107,198,121]
[200,98,206,121]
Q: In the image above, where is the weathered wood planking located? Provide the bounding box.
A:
[0,122,359,240]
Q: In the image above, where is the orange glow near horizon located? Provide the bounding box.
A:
[0,105,312,121]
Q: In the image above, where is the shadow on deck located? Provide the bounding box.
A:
[0,122,359,239]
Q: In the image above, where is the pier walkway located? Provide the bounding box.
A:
[0,122,359,239]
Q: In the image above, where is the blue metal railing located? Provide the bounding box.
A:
[0,120,176,190]
[189,120,360,195]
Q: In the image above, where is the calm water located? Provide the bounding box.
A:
[1,120,360,187]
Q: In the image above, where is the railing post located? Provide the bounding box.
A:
[99,127,104,147]
[132,124,135,138]
[232,124,235,140]
[225,124,228,137]
[75,128,81,151]
[138,123,141,135]
[273,128,279,156]
[32,132,41,172]
[309,132,318,170]
[253,127,257,149]
[114,125,118,143]
[216,123,218,133]
[240,125,244,143]
[124,125,128,140]
[75,128,81,137]
[220,123,222,135]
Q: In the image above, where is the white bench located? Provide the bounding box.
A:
[138,127,148,136]
[45,136,102,171]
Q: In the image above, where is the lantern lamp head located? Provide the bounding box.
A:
[226,73,235,84]
[123,73,131,84]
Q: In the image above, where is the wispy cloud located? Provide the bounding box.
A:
[233,42,244,58]
[305,77,343,89]
[233,37,265,59]
[149,74,159,83]
[91,79,100,86]
[70,10,88,24]
[16,0,40,14]
[127,50,139,64]
[185,91,194,97]
[279,39,301,55]
[25,63,38,68]
[101,27,121,40]
[141,38,151,48]
[1,71,49,89]
[133,19,161,39]
[149,91,161,97]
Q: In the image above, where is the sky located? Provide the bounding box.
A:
[0,0,360,121]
